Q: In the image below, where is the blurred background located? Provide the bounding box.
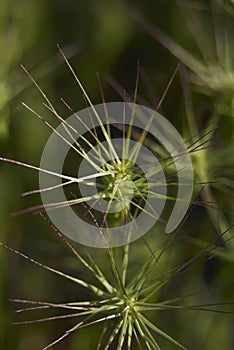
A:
[0,0,234,349]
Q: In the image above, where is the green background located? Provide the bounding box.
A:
[0,0,234,349]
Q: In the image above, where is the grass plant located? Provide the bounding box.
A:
[1,6,234,345]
